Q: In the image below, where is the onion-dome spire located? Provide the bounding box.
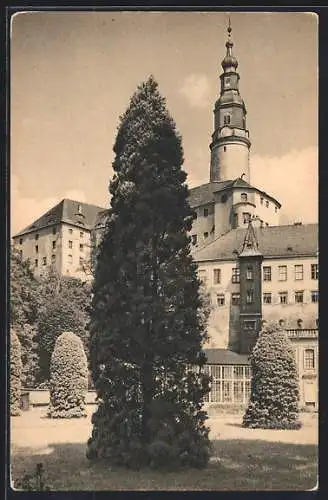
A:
[221,17,238,71]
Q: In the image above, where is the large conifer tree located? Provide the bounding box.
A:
[87,76,211,469]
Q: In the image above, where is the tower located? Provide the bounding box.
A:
[210,19,251,183]
[238,218,263,354]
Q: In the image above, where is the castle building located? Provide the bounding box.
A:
[12,23,318,410]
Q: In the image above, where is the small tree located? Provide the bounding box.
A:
[10,329,23,416]
[87,76,211,469]
[48,331,88,418]
[243,321,301,429]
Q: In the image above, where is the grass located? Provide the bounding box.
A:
[10,408,318,491]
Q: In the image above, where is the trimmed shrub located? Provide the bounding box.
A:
[10,329,23,416]
[48,331,88,418]
[243,321,301,429]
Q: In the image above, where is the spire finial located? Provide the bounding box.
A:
[228,16,232,36]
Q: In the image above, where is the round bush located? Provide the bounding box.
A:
[243,321,301,429]
[10,329,23,416]
[48,331,88,418]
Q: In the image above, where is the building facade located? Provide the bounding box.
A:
[12,23,318,410]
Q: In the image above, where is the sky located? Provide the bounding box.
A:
[10,10,318,235]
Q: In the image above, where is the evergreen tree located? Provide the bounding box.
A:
[48,331,88,418]
[243,321,301,429]
[87,76,211,469]
[10,329,23,416]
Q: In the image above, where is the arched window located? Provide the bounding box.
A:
[224,114,231,125]
[304,349,315,370]
[297,319,303,329]
[279,319,285,327]
[241,193,248,202]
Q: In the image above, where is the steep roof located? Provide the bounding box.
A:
[194,223,318,262]
[13,199,106,237]
[189,180,281,209]
[204,348,250,365]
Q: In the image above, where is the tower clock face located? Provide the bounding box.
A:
[221,126,231,137]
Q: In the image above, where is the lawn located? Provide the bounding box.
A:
[10,407,318,491]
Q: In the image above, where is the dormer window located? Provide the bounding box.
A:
[241,193,248,202]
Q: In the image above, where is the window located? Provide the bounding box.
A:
[263,266,271,281]
[225,77,231,86]
[246,290,254,304]
[304,349,315,370]
[311,264,318,280]
[294,265,304,280]
[52,241,56,250]
[19,238,23,245]
[279,292,288,304]
[279,319,285,327]
[223,146,226,152]
[232,267,240,283]
[260,197,263,205]
[34,259,38,267]
[265,200,269,208]
[191,234,197,246]
[311,290,319,303]
[68,240,73,249]
[217,294,225,306]
[263,292,272,304]
[42,257,47,266]
[68,254,73,264]
[79,243,84,251]
[295,291,304,303]
[69,228,73,234]
[297,319,303,329]
[221,194,227,203]
[224,114,231,125]
[35,245,38,253]
[241,193,248,202]
[244,320,256,330]
[231,293,240,305]
[35,234,39,240]
[204,232,208,239]
[52,227,57,235]
[243,212,251,224]
[278,265,287,281]
[213,269,221,284]
[203,208,209,217]
[246,266,253,280]
[51,254,56,263]
[80,231,84,238]
[198,269,207,285]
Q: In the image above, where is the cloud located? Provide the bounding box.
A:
[250,146,318,224]
[11,175,87,236]
[179,74,211,108]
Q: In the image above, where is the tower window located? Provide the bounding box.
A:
[217,294,225,306]
[213,269,221,284]
[225,77,231,86]
[221,194,227,202]
[231,293,240,305]
[223,114,231,125]
[232,267,240,283]
[241,193,248,202]
[263,293,272,304]
[246,266,253,280]
[244,320,255,330]
[279,292,288,304]
[263,266,271,281]
[203,208,209,217]
[243,212,251,224]
[246,290,254,304]
[223,146,227,152]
